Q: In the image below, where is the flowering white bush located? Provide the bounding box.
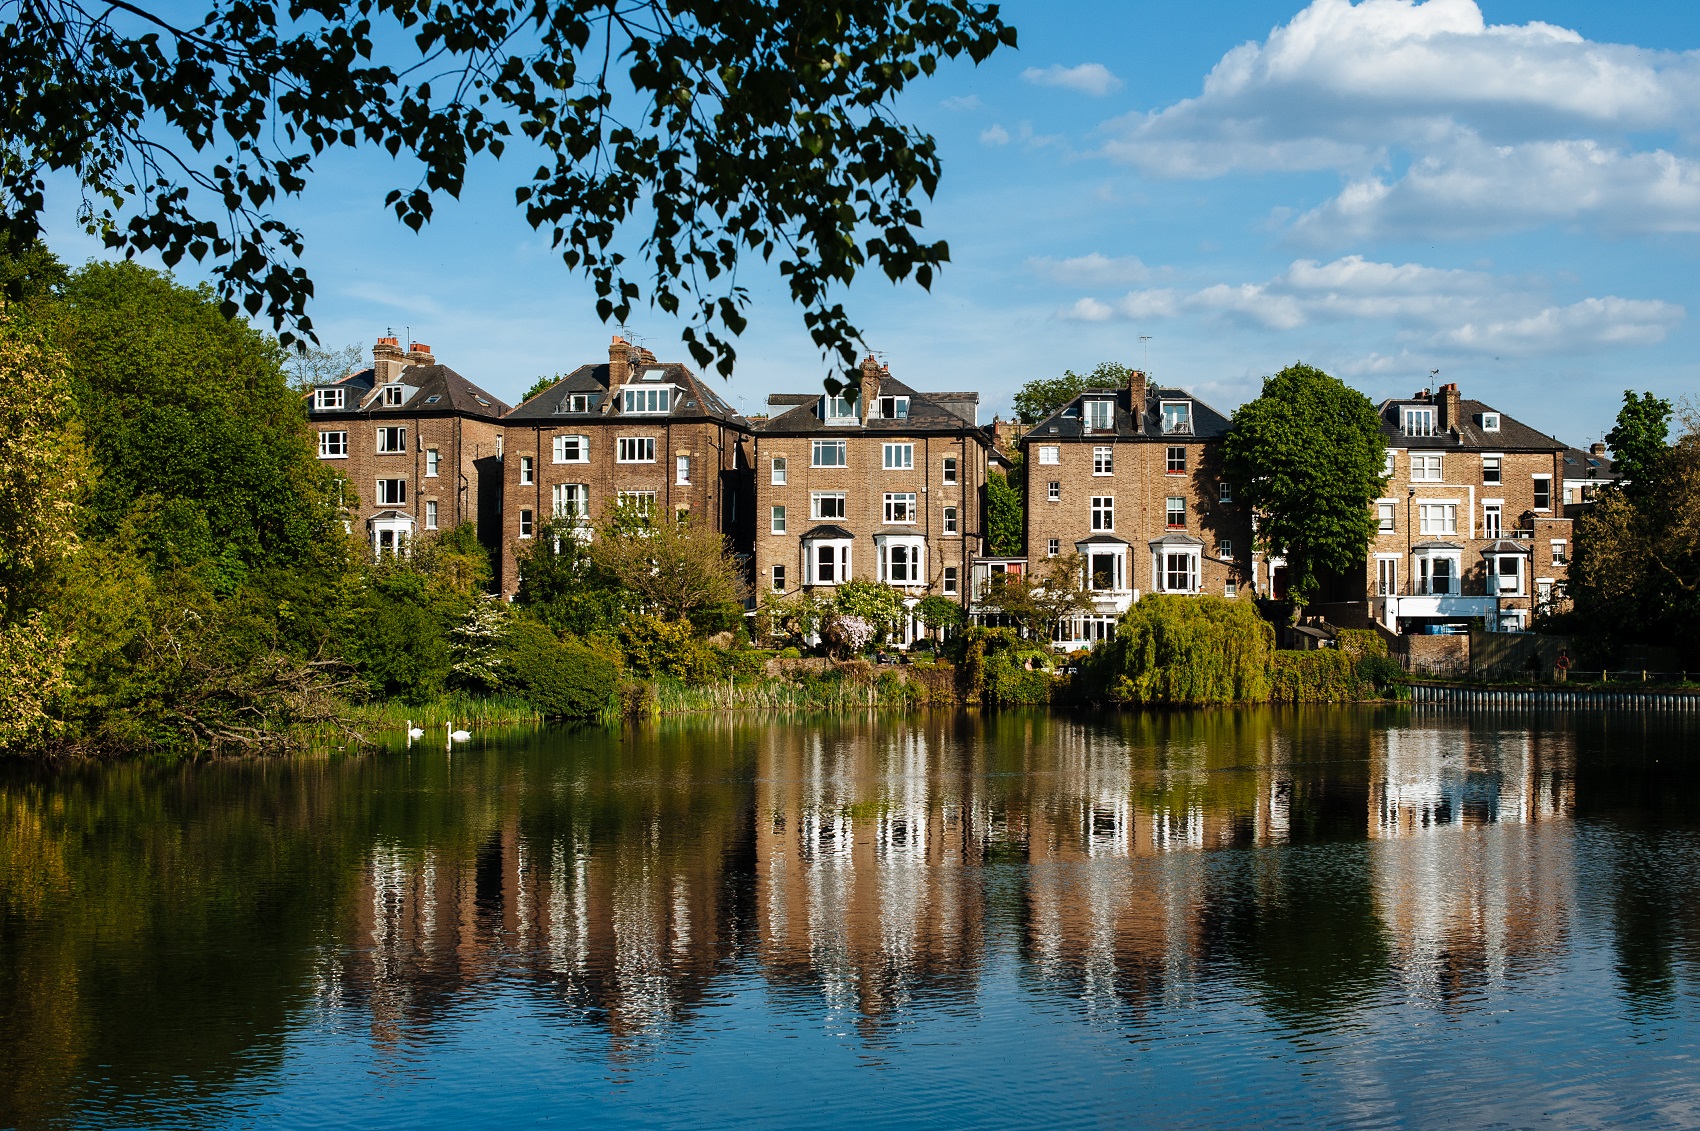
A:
[823,613,875,655]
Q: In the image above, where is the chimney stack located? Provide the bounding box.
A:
[1438,382,1462,431]
[858,354,883,418]
[405,342,434,366]
[609,335,632,386]
[1591,442,1608,458]
[1127,368,1148,421]
[372,336,405,383]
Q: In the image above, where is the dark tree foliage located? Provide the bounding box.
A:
[1013,362,1132,425]
[2,0,1015,385]
[1220,363,1386,607]
[1604,390,1672,500]
[986,468,1024,555]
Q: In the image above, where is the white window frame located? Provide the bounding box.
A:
[1047,481,1060,503]
[1377,501,1395,532]
[1418,503,1458,536]
[821,393,856,424]
[553,435,590,463]
[676,455,691,485]
[1093,446,1114,475]
[1166,446,1186,475]
[1411,453,1442,482]
[621,386,673,414]
[1486,554,1525,597]
[1533,475,1553,511]
[425,500,438,530]
[772,564,787,593]
[1038,445,1060,465]
[1047,537,1060,557]
[1376,555,1400,597]
[1482,502,1502,538]
[771,457,787,485]
[883,492,917,524]
[942,505,958,535]
[1482,455,1502,484]
[1219,480,1233,503]
[553,483,589,520]
[519,455,534,485]
[1403,407,1435,437]
[375,478,407,505]
[425,447,440,477]
[1481,412,1501,432]
[376,425,407,454]
[1551,539,1568,565]
[1383,450,1396,478]
[883,443,915,470]
[1160,401,1192,435]
[617,436,656,463]
[1414,550,1461,595]
[518,508,533,538]
[806,539,852,585]
[1165,496,1186,529]
[1156,550,1200,594]
[381,384,404,407]
[943,567,959,595]
[812,440,847,468]
[876,395,910,420]
[1080,543,1128,593]
[942,456,957,484]
[617,490,657,515]
[314,387,345,410]
[876,536,926,586]
[568,393,591,413]
[1218,539,1232,560]
[1086,399,1113,432]
[771,505,787,534]
[812,492,847,520]
[318,431,348,459]
[1091,496,1114,532]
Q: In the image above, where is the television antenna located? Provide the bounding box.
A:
[1139,335,1152,372]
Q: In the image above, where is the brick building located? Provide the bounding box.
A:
[305,337,509,563]
[498,336,755,596]
[753,356,991,642]
[1367,382,1571,633]
[1018,370,1252,648]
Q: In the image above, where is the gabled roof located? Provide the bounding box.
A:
[1024,384,1233,443]
[503,360,747,427]
[1378,396,1564,452]
[758,375,983,437]
[305,363,509,421]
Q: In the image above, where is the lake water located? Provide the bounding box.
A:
[2,708,1699,1129]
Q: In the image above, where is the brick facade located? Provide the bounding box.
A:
[498,337,754,596]
[305,337,509,565]
[752,357,990,630]
[1019,371,1252,647]
[1366,382,1571,632]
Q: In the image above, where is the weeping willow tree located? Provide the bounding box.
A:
[1085,595,1274,705]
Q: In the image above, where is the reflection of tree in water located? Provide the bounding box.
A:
[1569,715,1700,1016]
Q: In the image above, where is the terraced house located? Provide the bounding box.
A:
[1368,382,1571,634]
[1020,370,1252,649]
[753,356,990,643]
[498,336,755,596]
[305,337,509,563]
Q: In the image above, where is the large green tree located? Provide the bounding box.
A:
[987,467,1024,555]
[1013,361,1133,424]
[1604,390,1672,499]
[1220,363,1386,607]
[3,0,1014,384]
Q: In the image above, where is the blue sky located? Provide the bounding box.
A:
[41,0,1700,445]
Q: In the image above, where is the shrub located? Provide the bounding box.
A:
[1083,594,1273,704]
[501,619,617,718]
[1356,652,1405,695]
[985,650,1052,704]
[1333,628,1388,661]
[1269,649,1364,703]
[621,613,722,683]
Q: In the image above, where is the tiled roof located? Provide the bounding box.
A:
[758,376,983,436]
[1023,385,1233,442]
[1378,397,1564,452]
[503,361,748,427]
[305,363,509,420]
[801,524,855,540]
[1562,446,1619,481]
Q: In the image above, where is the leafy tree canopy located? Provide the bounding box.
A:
[522,373,570,404]
[987,468,1024,555]
[590,501,749,622]
[983,553,1089,642]
[1013,362,1133,424]
[1605,390,1673,499]
[1220,363,1386,606]
[3,0,1014,385]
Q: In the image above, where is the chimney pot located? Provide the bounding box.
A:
[1591,442,1608,457]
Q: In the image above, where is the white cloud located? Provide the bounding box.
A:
[1098,0,1700,239]
[940,95,982,111]
[979,123,1011,146]
[1057,254,1684,357]
[1022,63,1124,97]
[1028,253,1150,285]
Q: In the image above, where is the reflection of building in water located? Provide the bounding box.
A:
[1370,723,1577,1001]
[756,722,987,1025]
[332,786,748,1049]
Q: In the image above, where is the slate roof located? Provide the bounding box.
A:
[1024,385,1234,443]
[1377,396,1565,452]
[758,376,983,436]
[1562,446,1619,482]
[1481,539,1533,555]
[305,363,509,421]
[801,524,855,540]
[503,361,747,427]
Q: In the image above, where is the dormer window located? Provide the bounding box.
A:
[622,386,672,414]
[1085,399,1113,432]
[876,395,910,420]
[315,388,345,409]
[1480,412,1501,432]
[1161,401,1192,435]
[570,394,590,413]
[382,384,404,406]
[1403,407,1434,437]
[822,393,856,424]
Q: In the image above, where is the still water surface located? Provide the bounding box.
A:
[3,708,1700,1128]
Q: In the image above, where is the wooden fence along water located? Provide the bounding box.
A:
[1411,682,1700,711]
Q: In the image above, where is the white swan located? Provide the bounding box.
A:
[449,721,471,742]
[406,719,424,739]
